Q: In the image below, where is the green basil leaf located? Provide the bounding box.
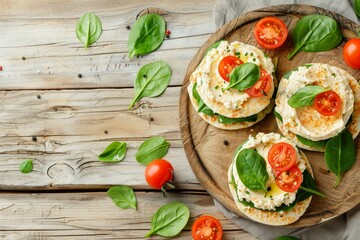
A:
[76,13,102,48]
[145,202,190,237]
[129,61,171,109]
[297,170,325,201]
[192,83,216,116]
[204,40,223,57]
[288,15,342,59]
[128,14,166,58]
[136,136,170,165]
[273,109,283,122]
[355,0,360,18]
[98,142,127,163]
[276,236,300,240]
[296,135,328,148]
[218,114,257,124]
[236,149,269,192]
[287,85,327,108]
[283,70,294,80]
[107,186,137,210]
[325,129,355,187]
[224,62,260,91]
[19,159,33,174]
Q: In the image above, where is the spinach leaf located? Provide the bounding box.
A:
[218,114,257,124]
[98,142,127,163]
[128,14,166,58]
[283,70,295,80]
[145,202,190,237]
[287,85,327,108]
[236,149,269,192]
[192,83,215,116]
[288,15,342,59]
[136,136,170,165]
[224,62,260,91]
[298,170,325,200]
[129,61,171,109]
[276,236,300,240]
[19,159,33,174]
[273,109,283,122]
[355,0,360,18]
[107,186,137,210]
[204,40,223,57]
[325,129,355,187]
[76,13,102,48]
[296,135,328,148]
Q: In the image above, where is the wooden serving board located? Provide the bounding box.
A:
[179,5,360,227]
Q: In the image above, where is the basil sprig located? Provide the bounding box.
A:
[287,85,327,108]
[98,142,127,163]
[288,15,342,59]
[236,149,269,192]
[107,186,137,210]
[145,202,190,238]
[325,129,355,187]
[19,159,33,174]
[128,14,166,58]
[223,62,260,91]
[136,136,170,165]
[76,13,102,48]
[129,61,172,109]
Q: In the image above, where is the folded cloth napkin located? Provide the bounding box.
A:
[213,0,360,239]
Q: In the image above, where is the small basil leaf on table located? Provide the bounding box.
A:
[296,135,328,148]
[76,13,102,48]
[145,202,190,238]
[107,186,137,210]
[128,61,172,109]
[19,159,33,174]
[287,15,342,59]
[275,236,300,240]
[223,62,260,91]
[128,14,166,58]
[355,0,360,18]
[287,85,327,108]
[325,129,356,187]
[236,149,269,192]
[98,142,127,163]
[136,136,170,165]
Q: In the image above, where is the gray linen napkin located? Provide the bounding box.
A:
[213,1,360,239]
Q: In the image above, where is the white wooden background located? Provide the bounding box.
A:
[0,0,256,239]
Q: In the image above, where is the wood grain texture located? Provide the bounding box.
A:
[180,4,360,227]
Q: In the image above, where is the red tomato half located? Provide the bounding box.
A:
[314,90,342,116]
[254,16,288,49]
[343,38,360,69]
[275,165,303,192]
[268,142,297,172]
[218,56,243,82]
[192,215,223,240]
[145,159,174,190]
[245,69,272,97]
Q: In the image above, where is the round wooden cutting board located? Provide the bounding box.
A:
[179,5,360,227]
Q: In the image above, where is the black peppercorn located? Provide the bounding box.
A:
[223,140,229,146]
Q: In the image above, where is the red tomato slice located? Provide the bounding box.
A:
[192,215,223,240]
[268,142,297,172]
[343,38,360,69]
[275,165,303,192]
[314,90,342,116]
[218,56,243,82]
[254,16,288,49]
[245,69,272,97]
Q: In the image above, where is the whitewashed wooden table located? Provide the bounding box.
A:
[0,1,256,239]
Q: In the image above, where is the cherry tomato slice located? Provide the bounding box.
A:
[145,159,174,190]
[245,69,272,97]
[268,142,297,172]
[254,16,288,49]
[192,215,223,240]
[218,56,243,82]
[343,38,360,69]
[314,90,342,116]
[275,165,303,192]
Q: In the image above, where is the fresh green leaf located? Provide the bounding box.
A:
[129,61,171,109]
[145,202,190,237]
[298,170,325,200]
[296,135,328,148]
[355,0,360,18]
[275,236,300,240]
[325,129,355,187]
[136,136,170,165]
[107,186,137,209]
[128,14,166,58]
[76,13,102,48]
[204,40,223,58]
[273,109,283,122]
[19,159,33,174]
[224,63,260,91]
[288,85,327,108]
[288,15,342,59]
[283,69,295,80]
[236,149,269,192]
[98,142,127,163]
[218,114,257,124]
[192,83,215,116]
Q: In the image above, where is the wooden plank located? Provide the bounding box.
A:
[0,0,216,90]
[0,191,255,239]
